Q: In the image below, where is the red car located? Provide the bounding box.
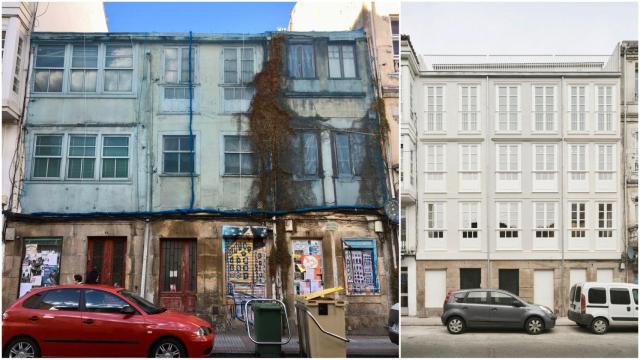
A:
[2,284,214,358]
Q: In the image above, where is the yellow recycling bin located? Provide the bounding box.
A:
[295,296,349,358]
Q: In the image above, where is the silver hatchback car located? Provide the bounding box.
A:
[441,289,556,335]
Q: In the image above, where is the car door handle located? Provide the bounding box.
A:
[491,308,498,311]
[627,306,631,312]
[462,307,468,310]
[83,319,94,324]
[28,316,39,321]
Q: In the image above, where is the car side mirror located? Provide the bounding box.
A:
[121,305,136,315]
[512,300,523,307]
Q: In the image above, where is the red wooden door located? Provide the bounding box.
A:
[86,237,126,287]
[159,238,197,313]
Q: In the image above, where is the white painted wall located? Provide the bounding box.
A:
[411,70,622,262]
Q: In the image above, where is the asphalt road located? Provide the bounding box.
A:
[402,324,638,358]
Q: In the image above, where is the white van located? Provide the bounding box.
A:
[568,282,638,334]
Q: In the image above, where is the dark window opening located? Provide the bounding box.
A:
[588,288,606,304]
[610,289,631,305]
[498,269,519,296]
[460,268,481,289]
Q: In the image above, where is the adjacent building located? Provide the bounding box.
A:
[401,40,629,317]
[2,1,107,225]
[618,41,638,283]
[2,30,394,333]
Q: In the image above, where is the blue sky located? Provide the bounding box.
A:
[105,2,295,33]
[403,2,638,54]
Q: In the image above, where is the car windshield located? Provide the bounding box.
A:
[119,290,166,314]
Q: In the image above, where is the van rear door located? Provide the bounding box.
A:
[569,284,581,313]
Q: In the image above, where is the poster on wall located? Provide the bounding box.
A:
[293,240,323,295]
[224,237,267,298]
[19,239,62,298]
[344,246,377,295]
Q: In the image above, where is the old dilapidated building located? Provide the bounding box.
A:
[2,30,396,333]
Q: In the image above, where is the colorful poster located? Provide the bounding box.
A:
[19,239,62,298]
[344,248,375,294]
[293,240,323,295]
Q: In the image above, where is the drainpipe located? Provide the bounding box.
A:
[140,49,153,298]
[485,75,491,287]
[621,44,628,282]
[560,75,565,315]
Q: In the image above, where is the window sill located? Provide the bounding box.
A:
[26,179,133,184]
[159,82,201,86]
[157,111,201,115]
[159,173,200,177]
[31,93,137,99]
[221,174,257,178]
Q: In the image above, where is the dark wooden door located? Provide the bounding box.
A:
[159,238,197,313]
[86,237,126,287]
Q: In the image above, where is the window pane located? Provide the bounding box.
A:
[351,133,365,175]
[72,45,98,68]
[117,70,133,92]
[180,153,193,173]
[104,136,129,147]
[48,70,63,92]
[102,158,116,178]
[34,70,50,92]
[302,45,315,78]
[115,159,129,178]
[224,48,238,83]
[610,289,631,305]
[335,133,351,175]
[85,290,129,313]
[328,45,341,78]
[240,153,254,175]
[342,46,356,78]
[303,133,318,175]
[588,288,606,304]
[104,70,118,91]
[465,291,487,304]
[241,48,254,83]
[491,291,516,306]
[225,135,240,152]
[36,45,65,67]
[164,136,179,151]
[225,153,240,174]
[40,289,81,311]
[105,46,133,68]
[164,153,179,173]
[33,158,49,177]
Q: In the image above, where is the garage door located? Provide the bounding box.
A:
[569,269,587,289]
[534,270,554,311]
[596,268,613,282]
[425,270,446,308]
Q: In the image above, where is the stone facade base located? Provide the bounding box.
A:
[413,259,625,317]
[2,212,394,334]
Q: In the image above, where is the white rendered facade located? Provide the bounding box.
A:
[402,45,626,317]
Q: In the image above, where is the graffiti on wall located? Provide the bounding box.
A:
[223,226,268,298]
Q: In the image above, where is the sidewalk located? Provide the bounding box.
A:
[212,321,399,357]
[401,316,574,326]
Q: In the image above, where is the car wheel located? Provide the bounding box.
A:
[590,318,608,335]
[446,316,465,334]
[151,338,186,358]
[4,337,40,358]
[525,316,545,335]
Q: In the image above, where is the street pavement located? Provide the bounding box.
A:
[212,321,399,357]
[402,317,638,358]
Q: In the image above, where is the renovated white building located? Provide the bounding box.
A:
[401,41,627,317]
